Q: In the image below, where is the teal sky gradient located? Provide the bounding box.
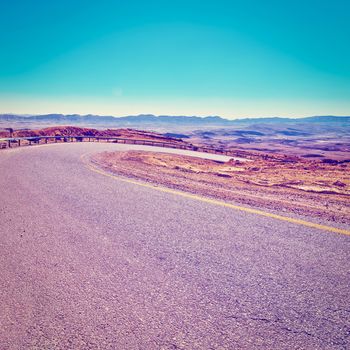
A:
[1,0,349,118]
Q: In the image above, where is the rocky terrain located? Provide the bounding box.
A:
[0,126,187,144]
[1,123,349,224]
[187,121,350,161]
[2,115,349,161]
[92,150,350,225]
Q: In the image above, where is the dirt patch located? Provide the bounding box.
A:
[91,151,350,225]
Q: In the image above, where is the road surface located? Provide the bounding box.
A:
[1,143,349,349]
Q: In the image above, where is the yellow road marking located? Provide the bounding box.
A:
[81,154,350,236]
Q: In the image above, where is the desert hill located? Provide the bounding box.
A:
[1,113,349,130]
[0,126,187,144]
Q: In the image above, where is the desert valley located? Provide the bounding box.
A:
[1,114,349,225]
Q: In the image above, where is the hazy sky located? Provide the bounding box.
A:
[1,0,349,118]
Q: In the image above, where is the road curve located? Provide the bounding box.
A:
[1,143,349,349]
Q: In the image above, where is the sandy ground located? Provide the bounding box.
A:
[92,151,350,225]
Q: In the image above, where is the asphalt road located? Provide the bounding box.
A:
[1,143,349,349]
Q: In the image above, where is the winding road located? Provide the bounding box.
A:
[1,143,349,349]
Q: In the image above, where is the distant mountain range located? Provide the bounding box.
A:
[1,113,349,128]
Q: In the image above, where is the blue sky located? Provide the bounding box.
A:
[0,0,349,118]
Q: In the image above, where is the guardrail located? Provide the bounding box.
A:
[0,135,239,158]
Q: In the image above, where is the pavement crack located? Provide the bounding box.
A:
[250,316,278,324]
[225,313,349,347]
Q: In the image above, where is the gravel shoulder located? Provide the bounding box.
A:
[92,150,350,225]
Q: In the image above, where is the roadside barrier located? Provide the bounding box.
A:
[0,135,241,158]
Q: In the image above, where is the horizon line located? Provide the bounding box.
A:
[1,113,350,121]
